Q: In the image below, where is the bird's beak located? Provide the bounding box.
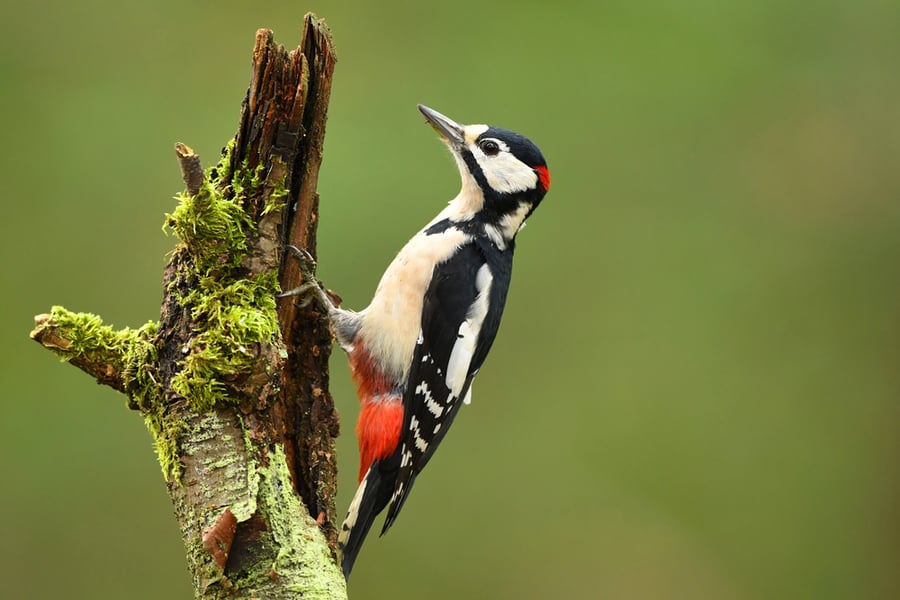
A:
[418,105,465,146]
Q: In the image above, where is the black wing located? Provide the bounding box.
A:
[381,238,513,533]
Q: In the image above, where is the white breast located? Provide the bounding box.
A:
[359,225,470,380]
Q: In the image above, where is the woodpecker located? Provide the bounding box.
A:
[281,105,550,578]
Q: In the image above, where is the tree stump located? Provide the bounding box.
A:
[30,14,346,599]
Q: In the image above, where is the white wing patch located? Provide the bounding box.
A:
[445,264,493,397]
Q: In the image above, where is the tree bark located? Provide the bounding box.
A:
[30,14,346,599]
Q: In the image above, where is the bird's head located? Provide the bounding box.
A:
[418,105,549,232]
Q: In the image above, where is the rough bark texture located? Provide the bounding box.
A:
[30,15,346,599]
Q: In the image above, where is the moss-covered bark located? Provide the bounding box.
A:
[30,15,345,599]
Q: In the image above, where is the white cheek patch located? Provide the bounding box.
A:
[472,142,539,194]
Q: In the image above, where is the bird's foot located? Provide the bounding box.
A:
[283,245,318,278]
[277,245,334,310]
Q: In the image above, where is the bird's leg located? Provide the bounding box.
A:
[277,245,336,311]
[278,245,361,354]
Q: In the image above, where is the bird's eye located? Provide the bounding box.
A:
[480,140,500,156]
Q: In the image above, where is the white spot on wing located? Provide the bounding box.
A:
[416,381,443,417]
[463,386,473,405]
[409,416,429,452]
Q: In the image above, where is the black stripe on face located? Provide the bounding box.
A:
[460,147,492,194]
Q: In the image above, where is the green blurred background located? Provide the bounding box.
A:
[3,1,899,598]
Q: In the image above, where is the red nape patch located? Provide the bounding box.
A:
[357,400,404,482]
[535,165,551,191]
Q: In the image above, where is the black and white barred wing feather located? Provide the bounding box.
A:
[381,240,510,533]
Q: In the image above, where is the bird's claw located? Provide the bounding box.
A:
[277,245,332,310]
[276,283,319,308]
[284,245,318,277]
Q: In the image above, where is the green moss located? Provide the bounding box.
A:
[49,306,137,364]
[169,271,281,411]
[40,140,290,484]
[121,321,161,411]
[260,158,289,217]
[214,138,237,183]
[228,159,264,206]
[261,181,288,216]
[166,183,253,268]
[164,145,286,414]
[47,306,161,404]
[145,411,188,481]
[42,307,179,477]
[220,146,288,217]
[151,140,290,473]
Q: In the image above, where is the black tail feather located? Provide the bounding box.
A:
[339,463,394,578]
